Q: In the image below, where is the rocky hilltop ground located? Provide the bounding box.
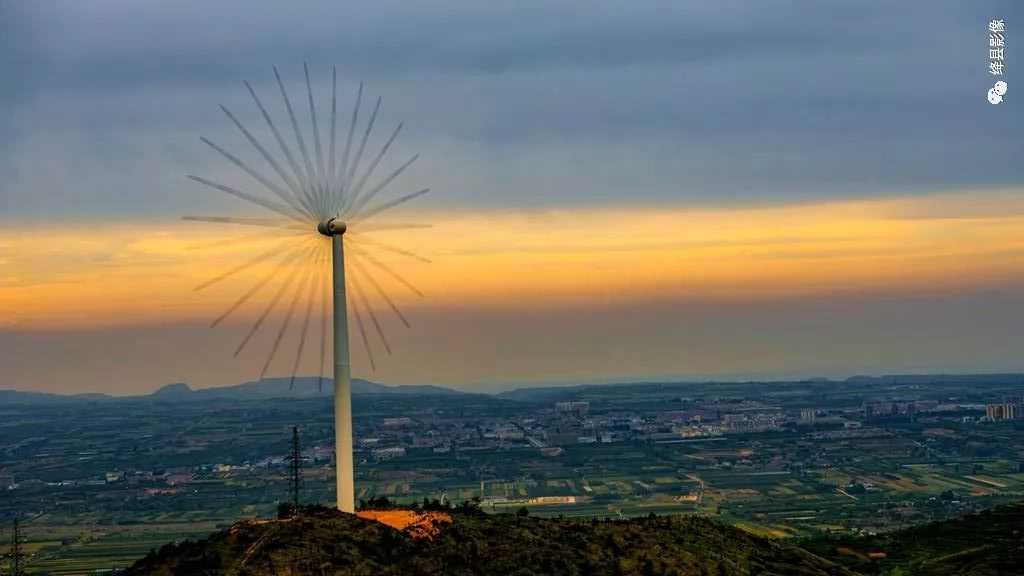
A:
[127,505,854,576]
[127,502,1024,575]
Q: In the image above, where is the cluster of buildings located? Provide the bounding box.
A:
[345,399,803,460]
[6,386,1022,500]
[342,393,1024,465]
[863,400,939,418]
[985,402,1020,421]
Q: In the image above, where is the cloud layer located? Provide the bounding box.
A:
[3,1,1021,220]
[1,1,1022,392]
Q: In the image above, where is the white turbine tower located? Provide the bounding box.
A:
[184,63,429,513]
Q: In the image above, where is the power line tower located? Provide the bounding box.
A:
[7,514,25,576]
[287,426,302,516]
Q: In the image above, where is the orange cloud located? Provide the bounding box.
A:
[3,189,1024,331]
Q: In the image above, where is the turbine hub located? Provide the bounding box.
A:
[317,218,347,237]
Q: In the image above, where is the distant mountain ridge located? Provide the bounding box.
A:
[0,389,112,405]
[7,372,1024,405]
[497,372,1024,401]
[0,377,467,405]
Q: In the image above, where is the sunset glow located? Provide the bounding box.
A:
[4,189,1024,332]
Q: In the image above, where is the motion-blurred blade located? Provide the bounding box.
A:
[182,215,305,230]
[350,285,376,371]
[244,80,316,215]
[260,265,314,379]
[319,247,330,393]
[350,268,391,355]
[234,256,305,357]
[349,254,411,328]
[215,106,313,218]
[184,230,306,252]
[273,65,319,217]
[335,83,363,213]
[186,175,307,223]
[328,66,338,207]
[194,237,306,292]
[349,244,424,297]
[211,244,315,328]
[349,234,431,263]
[346,155,420,219]
[349,222,433,232]
[342,96,381,212]
[304,62,327,214]
[345,122,402,212]
[353,187,430,224]
[289,253,322,390]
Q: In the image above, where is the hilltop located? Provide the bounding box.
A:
[126,502,1024,575]
[805,501,1024,575]
[127,507,855,576]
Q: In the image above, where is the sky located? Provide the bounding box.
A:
[1,1,1023,394]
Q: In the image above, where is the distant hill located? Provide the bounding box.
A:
[148,377,468,400]
[150,381,195,400]
[842,373,1024,387]
[0,389,112,405]
[126,507,856,576]
[803,502,1024,575]
[7,372,1024,405]
[0,377,467,405]
[497,372,1024,402]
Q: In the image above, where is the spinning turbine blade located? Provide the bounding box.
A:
[186,175,307,223]
[304,62,327,214]
[260,265,314,379]
[273,66,318,216]
[199,135,311,219]
[349,222,433,232]
[194,237,304,292]
[328,67,338,206]
[350,284,376,371]
[218,105,312,217]
[346,155,420,219]
[211,244,315,328]
[289,253,322,390]
[335,83,363,212]
[354,187,430,224]
[350,245,424,297]
[349,234,432,263]
[343,96,381,212]
[244,80,317,215]
[346,122,402,213]
[349,256,411,328]
[184,231,305,252]
[234,258,304,357]
[318,251,329,394]
[183,215,305,231]
[350,268,391,355]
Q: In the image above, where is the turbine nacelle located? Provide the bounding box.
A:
[318,218,347,237]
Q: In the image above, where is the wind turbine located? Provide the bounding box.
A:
[184,63,429,513]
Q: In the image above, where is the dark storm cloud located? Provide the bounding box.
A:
[1,0,1022,219]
